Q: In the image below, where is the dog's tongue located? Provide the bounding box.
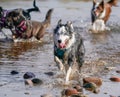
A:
[94,11,99,17]
[59,43,66,49]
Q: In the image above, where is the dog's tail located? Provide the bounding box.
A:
[43,8,54,28]
[26,0,40,13]
[108,0,118,6]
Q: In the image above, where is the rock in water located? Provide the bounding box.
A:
[32,78,43,85]
[110,76,120,82]
[10,70,19,75]
[23,72,35,79]
[83,77,102,87]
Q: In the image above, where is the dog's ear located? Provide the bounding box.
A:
[100,0,104,8]
[66,21,72,27]
[57,19,62,26]
[93,0,96,5]
[8,11,19,17]
[66,21,74,33]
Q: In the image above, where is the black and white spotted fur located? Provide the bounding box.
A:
[53,20,85,83]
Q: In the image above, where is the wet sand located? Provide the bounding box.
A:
[0,0,120,97]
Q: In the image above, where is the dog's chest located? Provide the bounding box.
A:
[92,19,105,31]
[55,48,67,59]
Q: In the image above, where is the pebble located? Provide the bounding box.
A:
[61,88,79,96]
[71,94,88,97]
[25,78,43,86]
[24,92,30,95]
[83,77,102,87]
[41,93,53,97]
[83,82,100,94]
[110,76,120,82]
[109,95,116,97]
[23,72,35,79]
[116,70,120,73]
[32,78,43,85]
[10,70,19,75]
[44,71,54,76]
[73,85,83,92]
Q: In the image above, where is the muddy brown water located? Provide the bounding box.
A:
[0,0,120,97]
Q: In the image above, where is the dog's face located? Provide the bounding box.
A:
[54,20,74,49]
[6,10,26,28]
[92,0,104,19]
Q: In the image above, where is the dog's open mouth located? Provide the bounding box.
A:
[17,20,27,31]
[59,43,66,49]
[58,39,69,49]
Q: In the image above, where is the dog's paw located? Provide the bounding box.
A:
[60,65,64,71]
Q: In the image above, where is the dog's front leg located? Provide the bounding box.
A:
[65,66,72,83]
[54,56,64,71]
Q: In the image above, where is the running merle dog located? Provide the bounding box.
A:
[54,20,85,83]
[0,0,40,38]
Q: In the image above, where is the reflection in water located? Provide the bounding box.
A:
[0,42,44,61]
[90,32,110,44]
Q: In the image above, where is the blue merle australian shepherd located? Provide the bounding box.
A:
[53,20,85,83]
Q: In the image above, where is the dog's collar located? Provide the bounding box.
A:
[54,45,68,59]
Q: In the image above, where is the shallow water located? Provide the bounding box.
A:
[0,0,120,97]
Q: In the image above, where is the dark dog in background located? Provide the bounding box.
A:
[91,0,118,32]
[8,0,40,20]
[6,8,53,42]
[54,20,85,83]
[0,0,40,38]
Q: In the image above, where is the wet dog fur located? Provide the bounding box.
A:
[54,20,85,83]
[6,8,53,42]
[0,0,40,38]
[91,0,118,32]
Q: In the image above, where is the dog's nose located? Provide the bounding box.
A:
[58,40,61,43]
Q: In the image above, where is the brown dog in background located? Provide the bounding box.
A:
[6,8,53,42]
[91,0,118,32]
[92,0,118,24]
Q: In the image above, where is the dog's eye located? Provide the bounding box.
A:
[97,7,99,9]
[54,26,59,33]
